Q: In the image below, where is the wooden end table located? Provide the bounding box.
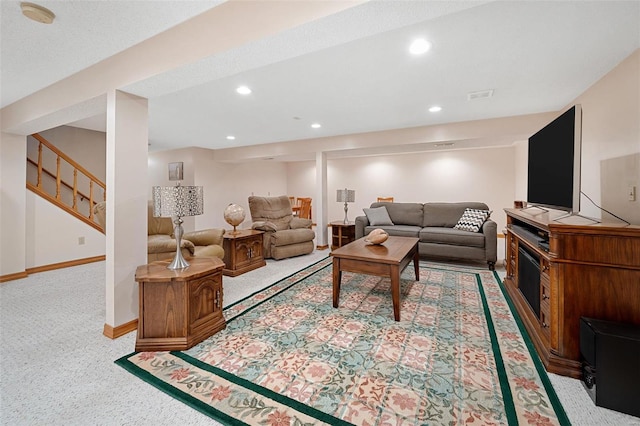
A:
[135,257,226,352]
[330,221,356,250]
[331,236,419,321]
[222,229,266,276]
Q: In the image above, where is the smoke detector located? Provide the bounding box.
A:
[21,2,55,24]
[467,90,494,101]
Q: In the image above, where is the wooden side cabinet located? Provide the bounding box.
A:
[222,229,266,276]
[503,208,640,378]
[330,221,356,250]
[135,257,226,352]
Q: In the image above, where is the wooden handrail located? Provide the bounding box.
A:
[27,133,106,229]
[27,158,96,204]
[32,133,105,186]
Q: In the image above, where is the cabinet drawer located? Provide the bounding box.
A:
[540,299,551,339]
[540,257,550,279]
[509,260,516,279]
[541,276,551,303]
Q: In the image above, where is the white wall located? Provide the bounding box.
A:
[571,49,639,221]
[288,147,516,235]
[37,126,107,182]
[512,49,640,222]
[148,149,288,232]
[513,140,528,202]
[25,192,105,267]
[0,132,27,277]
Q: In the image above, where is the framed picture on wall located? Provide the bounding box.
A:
[168,162,183,181]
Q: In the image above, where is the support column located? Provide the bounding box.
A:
[315,151,328,250]
[103,90,148,338]
[0,133,27,281]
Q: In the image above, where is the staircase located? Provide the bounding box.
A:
[26,133,106,233]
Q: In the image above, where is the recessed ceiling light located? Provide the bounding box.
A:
[434,143,454,147]
[409,38,431,55]
[428,106,442,113]
[236,86,252,95]
[21,2,55,24]
[311,123,321,129]
[226,135,235,140]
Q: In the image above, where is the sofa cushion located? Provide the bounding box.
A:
[453,208,492,232]
[148,201,175,236]
[419,227,485,248]
[423,202,490,227]
[363,206,394,226]
[365,224,421,238]
[371,202,423,226]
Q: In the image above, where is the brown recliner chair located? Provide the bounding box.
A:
[248,195,315,260]
[93,201,225,262]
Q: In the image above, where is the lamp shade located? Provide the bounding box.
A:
[152,185,203,217]
[336,189,355,203]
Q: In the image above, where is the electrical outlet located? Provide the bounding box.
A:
[629,185,637,202]
[78,236,85,245]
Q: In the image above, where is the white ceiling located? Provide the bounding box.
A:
[2,1,639,158]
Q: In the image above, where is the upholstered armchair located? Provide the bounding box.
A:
[93,201,225,262]
[248,195,315,260]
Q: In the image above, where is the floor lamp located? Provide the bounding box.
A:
[152,184,204,270]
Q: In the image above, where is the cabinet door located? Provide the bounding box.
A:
[248,237,263,264]
[189,274,222,333]
[235,237,262,268]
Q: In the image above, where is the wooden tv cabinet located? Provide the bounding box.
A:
[504,208,640,378]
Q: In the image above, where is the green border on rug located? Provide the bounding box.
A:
[115,351,353,426]
[225,256,331,322]
[475,274,518,426]
[172,351,353,426]
[115,353,244,425]
[492,271,572,426]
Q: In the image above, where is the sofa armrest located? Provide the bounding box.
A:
[482,219,498,262]
[93,201,106,230]
[148,238,195,255]
[183,229,224,246]
[290,217,312,229]
[252,221,278,232]
[355,215,369,239]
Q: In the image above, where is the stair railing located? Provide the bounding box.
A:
[27,133,106,232]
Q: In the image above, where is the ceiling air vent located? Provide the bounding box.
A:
[467,89,494,101]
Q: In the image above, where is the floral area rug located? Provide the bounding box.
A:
[116,257,570,425]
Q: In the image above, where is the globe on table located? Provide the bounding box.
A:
[224,203,245,234]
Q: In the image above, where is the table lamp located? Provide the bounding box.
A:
[152,184,203,269]
[337,188,355,224]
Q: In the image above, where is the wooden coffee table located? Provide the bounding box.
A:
[331,236,419,321]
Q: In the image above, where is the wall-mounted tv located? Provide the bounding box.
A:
[527,105,582,213]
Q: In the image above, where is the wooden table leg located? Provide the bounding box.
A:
[390,264,400,321]
[332,257,341,308]
[413,245,420,280]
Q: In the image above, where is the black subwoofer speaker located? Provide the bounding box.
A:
[580,317,640,417]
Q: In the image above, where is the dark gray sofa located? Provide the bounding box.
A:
[355,202,497,270]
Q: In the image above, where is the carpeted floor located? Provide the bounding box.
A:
[1,252,638,425]
[117,258,570,424]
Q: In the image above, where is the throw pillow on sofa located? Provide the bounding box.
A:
[363,206,394,226]
[454,208,492,232]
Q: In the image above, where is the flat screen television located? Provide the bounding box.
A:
[527,105,582,213]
